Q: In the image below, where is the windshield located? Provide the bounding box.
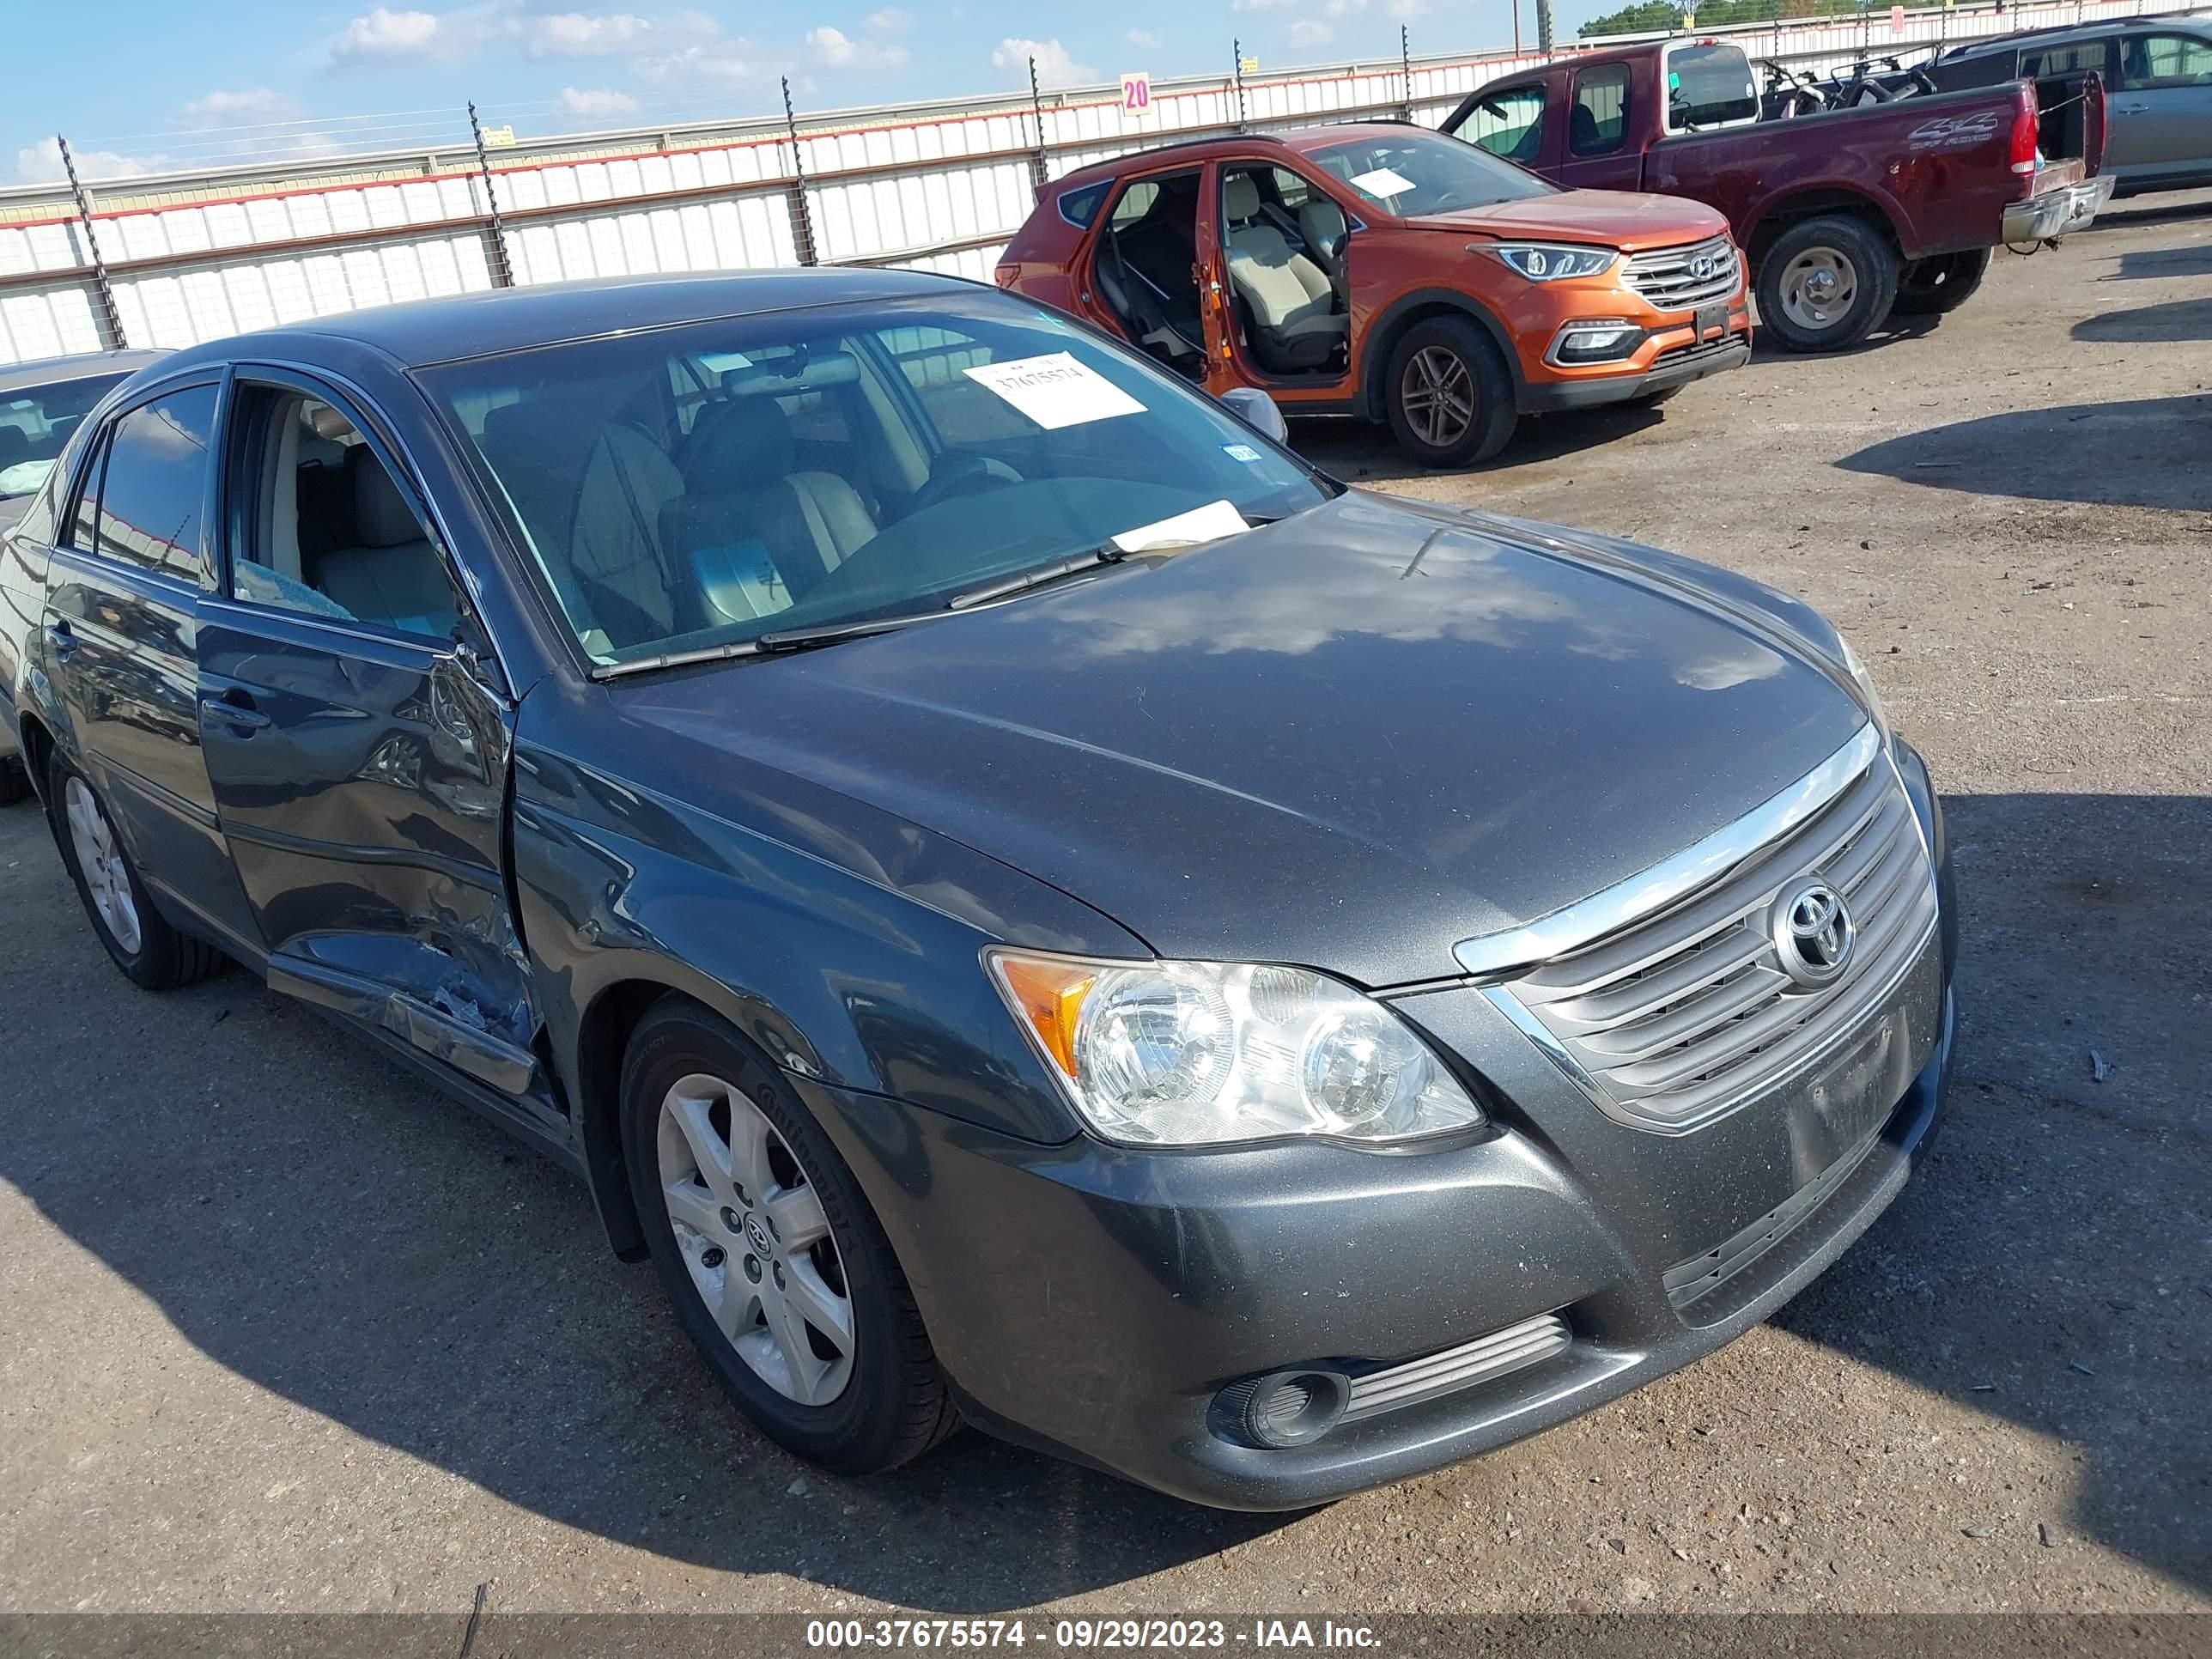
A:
[0,373,129,501]
[1665,44,1759,131]
[422,292,1329,669]
[1302,128,1555,216]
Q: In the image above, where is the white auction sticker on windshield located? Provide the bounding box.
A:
[1110,498,1249,554]
[963,352,1146,429]
[1349,166,1415,198]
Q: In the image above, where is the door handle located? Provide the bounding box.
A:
[46,620,77,659]
[200,690,271,732]
[2117,101,2149,112]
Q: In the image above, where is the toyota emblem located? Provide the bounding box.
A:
[1773,882,1853,988]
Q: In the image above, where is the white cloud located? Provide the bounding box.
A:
[331,6,442,63]
[865,6,910,28]
[634,40,768,84]
[1127,28,1161,48]
[1289,17,1333,43]
[178,88,305,129]
[807,25,908,70]
[558,85,641,117]
[993,37,1097,88]
[15,137,161,185]
[527,9,653,57]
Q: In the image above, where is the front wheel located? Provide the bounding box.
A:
[1890,247,1991,316]
[621,999,960,1475]
[1382,315,1517,467]
[1755,215,1899,352]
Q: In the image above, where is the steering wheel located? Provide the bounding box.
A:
[908,453,1022,515]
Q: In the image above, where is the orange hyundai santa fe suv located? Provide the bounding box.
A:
[996,123,1750,466]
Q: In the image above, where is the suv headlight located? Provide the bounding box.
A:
[1488,242,1617,281]
[987,951,1487,1147]
[1836,629,1891,738]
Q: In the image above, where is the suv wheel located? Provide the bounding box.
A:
[1756,216,1899,352]
[47,757,224,989]
[1891,247,1991,317]
[621,999,960,1474]
[1382,316,1517,467]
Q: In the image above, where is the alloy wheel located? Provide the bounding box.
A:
[1400,345,1476,449]
[1778,247,1859,333]
[656,1071,854,1406]
[64,777,141,955]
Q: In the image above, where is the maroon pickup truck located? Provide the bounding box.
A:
[1444,39,2111,350]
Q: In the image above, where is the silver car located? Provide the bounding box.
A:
[1937,20,2212,198]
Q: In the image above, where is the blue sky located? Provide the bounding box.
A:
[7,1,1601,186]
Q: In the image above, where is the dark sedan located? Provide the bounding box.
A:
[0,271,1954,1509]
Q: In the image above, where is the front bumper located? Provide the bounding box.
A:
[1522,331,1751,413]
[804,746,1959,1510]
[2002,173,2116,242]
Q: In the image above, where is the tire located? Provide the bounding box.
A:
[1890,247,1991,317]
[46,755,224,990]
[1754,215,1899,352]
[1382,315,1517,467]
[0,753,30,806]
[621,998,959,1475]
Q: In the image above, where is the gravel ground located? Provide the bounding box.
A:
[1,193,2206,1628]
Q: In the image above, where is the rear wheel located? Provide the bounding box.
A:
[46,757,223,989]
[1382,315,1517,467]
[1891,247,1991,316]
[1755,216,1899,352]
[621,999,959,1474]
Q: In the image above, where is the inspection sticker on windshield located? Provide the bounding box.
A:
[1221,442,1263,463]
[1349,166,1415,198]
[963,352,1145,429]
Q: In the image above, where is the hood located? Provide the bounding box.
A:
[1405,189,1729,252]
[617,493,1868,988]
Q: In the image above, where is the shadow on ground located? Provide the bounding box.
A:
[1291,402,1663,484]
[1838,392,2212,510]
[1,789,2207,1606]
[2072,298,2212,343]
[2106,244,2212,282]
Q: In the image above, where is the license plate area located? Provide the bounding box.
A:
[1693,301,1729,343]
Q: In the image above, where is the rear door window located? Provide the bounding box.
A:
[2021,39,2113,76]
[90,386,219,584]
[1571,64,1632,156]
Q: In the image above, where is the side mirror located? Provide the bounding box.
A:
[1218,385,1289,445]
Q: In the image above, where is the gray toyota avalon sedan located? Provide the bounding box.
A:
[0,270,1954,1510]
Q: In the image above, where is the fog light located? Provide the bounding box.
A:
[1217,1368,1351,1449]
[1551,320,1642,366]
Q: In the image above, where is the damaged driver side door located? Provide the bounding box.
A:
[197,368,551,1132]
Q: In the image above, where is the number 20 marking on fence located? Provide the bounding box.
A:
[1121,73,1152,113]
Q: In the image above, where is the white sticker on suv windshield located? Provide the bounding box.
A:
[963,352,1146,429]
[1222,442,1263,463]
[1110,499,1249,553]
[1349,166,1416,198]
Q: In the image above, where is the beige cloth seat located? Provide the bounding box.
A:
[1222,173,1347,374]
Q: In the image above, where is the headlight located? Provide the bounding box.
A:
[1489,242,1618,281]
[987,951,1487,1147]
[1836,630,1891,738]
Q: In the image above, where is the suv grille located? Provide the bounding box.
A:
[1494,749,1938,1133]
[1623,235,1740,311]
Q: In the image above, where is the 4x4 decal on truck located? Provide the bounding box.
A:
[1906,110,2004,150]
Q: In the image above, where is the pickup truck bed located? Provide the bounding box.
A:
[1445,40,2112,350]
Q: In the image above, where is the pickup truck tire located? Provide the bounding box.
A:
[1755,216,1899,353]
[46,754,225,990]
[622,998,962,1476]
[1382,316,1517,467]
[1891,248,1991,316]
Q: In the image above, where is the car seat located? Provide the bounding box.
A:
[307,452,459,639]
[1222,173,1348,376]
[1570,104,1603,154]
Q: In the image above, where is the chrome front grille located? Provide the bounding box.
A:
[1341,1313,1571,1422]
[1493,748,1939,1133]
[1623,235,1740,311]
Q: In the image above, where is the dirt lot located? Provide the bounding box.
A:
[1,194,2207,1629]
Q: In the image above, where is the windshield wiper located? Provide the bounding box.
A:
[946,545,1127,611]
[591,611,939,680]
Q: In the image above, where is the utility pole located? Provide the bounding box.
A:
[466,103,515,289]
[56,137,127,349]
[1232,39,1249,129]
[1536,0,1555,54]
[1026,56,1050,198]
[1400,25,1413,120]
